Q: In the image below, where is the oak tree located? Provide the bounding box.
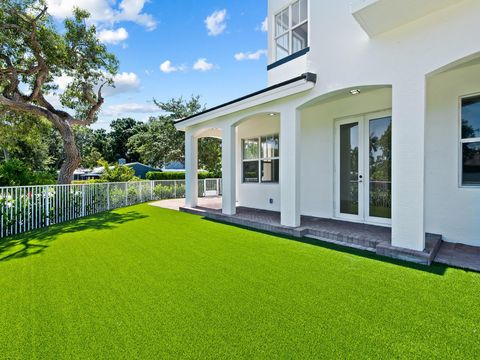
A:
[0,0,118,183]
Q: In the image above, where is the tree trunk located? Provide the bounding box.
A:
[56,120,81,184]
[2,148,10,161]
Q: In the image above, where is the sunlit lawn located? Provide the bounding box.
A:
[0,204,479,359]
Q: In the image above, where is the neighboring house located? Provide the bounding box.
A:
[175,0,480,252]
[161,161,186,172]
[78,162,160,180]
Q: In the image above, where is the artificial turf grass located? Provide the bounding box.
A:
[0,204,479,359]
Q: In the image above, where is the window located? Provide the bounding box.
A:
[275,0,308,61]
[461,95,480,186]
[242,134,280,183]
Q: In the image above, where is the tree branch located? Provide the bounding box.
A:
[26,8,49,102]
[68,82,106,126]
[0,94,53,121]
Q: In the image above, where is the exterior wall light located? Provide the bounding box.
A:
[349,89,361,95]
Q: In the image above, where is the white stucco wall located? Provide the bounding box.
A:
[425,62,480,246]
[180,0,480,251]
[267,0,480,90]
[236,116,281,211]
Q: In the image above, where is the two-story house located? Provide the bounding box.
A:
[175,0,480,264]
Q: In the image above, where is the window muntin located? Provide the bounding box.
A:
[274,0,308,61]
[242,134,280,183]
[461,95,480,186]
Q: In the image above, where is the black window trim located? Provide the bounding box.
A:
[460,93,480,187]
[242,134,280,184]
[267,47,310,71]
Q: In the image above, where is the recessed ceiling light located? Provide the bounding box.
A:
[349,89,361,95]
[269,113,276,116]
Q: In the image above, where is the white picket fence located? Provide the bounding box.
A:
[0,179,222,238]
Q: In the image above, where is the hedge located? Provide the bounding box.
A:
[146,171,221,180]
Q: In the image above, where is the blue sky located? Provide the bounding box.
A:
[47,0,268,129]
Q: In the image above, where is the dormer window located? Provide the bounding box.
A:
[275,0,308,61]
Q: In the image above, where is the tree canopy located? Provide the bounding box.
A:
[0,0,118,183]
[127,96,222,174]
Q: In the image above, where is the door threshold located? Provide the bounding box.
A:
[333,216,391,228]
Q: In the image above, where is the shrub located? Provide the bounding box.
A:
[152,183,186,199]
[146,171,220,180]
[97,160,140,183]
[0,159,56,186]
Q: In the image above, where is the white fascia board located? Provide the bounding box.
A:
[175,78,315,131]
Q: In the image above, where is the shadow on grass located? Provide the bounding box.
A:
[0,210,148,263]
[202,217,448,276]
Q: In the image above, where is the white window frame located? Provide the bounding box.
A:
[274,0,309,62]
[242,134,280,184]
[459,93,480,187]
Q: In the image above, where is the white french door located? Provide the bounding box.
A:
[334,111,392,225]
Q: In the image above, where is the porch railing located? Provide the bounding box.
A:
[0,179,222,239]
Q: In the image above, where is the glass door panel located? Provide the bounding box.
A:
[368,116,392,221]
[339,122,360,215]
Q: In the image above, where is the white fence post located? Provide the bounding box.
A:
[0,179,221,238]
[44,185,50,226]
[81,184,86,217]
[107,183,111,210]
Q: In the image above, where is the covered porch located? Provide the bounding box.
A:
[175,55,480,267]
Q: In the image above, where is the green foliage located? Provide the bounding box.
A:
[153,184,185,199]
[127,96,221,172]
[146,171,219,180]
[109,118,144,162]
[98,160,138,183]
[0,110,55,170]
[73,125,111,167]
[198,138,222,174]
[0,159,56,186]
[0,159,32,186]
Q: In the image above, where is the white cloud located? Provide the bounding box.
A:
[103,72,141,96]
[46,0,157,31]
[205,9,227,36]
[102,103,160,117]
[234,49,267,61]
[260,17,268,32]
[193,58,214,72]
[54,75,73,91]
[116,0,156,30]
[159,60,186,74]
[53,72,140,97]
[97,27,128,44]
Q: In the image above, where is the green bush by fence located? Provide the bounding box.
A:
[146,171,221,180]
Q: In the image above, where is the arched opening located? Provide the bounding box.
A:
[424,52,480,245]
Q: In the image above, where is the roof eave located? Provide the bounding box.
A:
[175,72,317,131]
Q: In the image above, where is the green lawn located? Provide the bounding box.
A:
[1,204,479,359]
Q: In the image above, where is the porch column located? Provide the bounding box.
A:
[185,130,198,208]
[391,77,426,251]
[222,124,236,215]
[280,107,301,227]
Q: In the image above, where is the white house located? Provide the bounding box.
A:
[175,0,480,254]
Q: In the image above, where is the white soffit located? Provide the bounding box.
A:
[351,0,462,37]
